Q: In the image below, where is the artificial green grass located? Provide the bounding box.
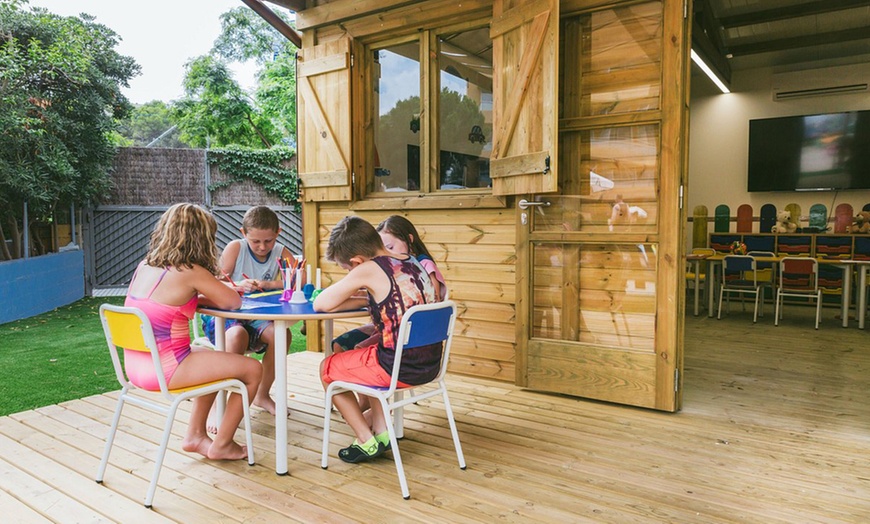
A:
[0,296,308,417]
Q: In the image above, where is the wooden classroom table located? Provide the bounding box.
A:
[198,290,368,475]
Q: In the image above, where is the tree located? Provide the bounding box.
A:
[0,1,139,259]
[172,55,280,148]
[118,100,190,148]
[214,7,297,139]
[171,7,297,148]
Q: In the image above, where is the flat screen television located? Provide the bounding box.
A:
[747,110,870,192]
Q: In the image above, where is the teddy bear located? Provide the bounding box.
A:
[848,211,870,234]
[771,210,796,233]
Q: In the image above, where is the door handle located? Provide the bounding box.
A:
[518,199,551,210]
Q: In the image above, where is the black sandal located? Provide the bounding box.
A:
[338,440,386,463]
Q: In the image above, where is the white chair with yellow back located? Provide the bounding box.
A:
[96,304,254,508]
[321,300,466,500]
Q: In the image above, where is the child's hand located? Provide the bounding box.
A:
[240,279,261,293]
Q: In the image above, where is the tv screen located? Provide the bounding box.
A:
[747,110,870,192]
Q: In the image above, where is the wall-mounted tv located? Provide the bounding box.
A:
[747,110,870,192]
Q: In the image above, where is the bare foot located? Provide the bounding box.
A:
[207,440,248,461]
[206,404,219,435]
[182,434,213,458]
[253,395,291,418]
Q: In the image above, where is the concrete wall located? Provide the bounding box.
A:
[687,61,870,243]
[0,250,85,325]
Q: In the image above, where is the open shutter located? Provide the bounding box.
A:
[297,36,353,202]
[489,0,559,196]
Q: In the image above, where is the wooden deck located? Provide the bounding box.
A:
[1,306,868,523]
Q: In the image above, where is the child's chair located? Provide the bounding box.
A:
[718,255,763,322]
[96,304,254,508]
[321,300,466,500]
[775,257,822,329]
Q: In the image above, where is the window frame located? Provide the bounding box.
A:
[354,19,501,209]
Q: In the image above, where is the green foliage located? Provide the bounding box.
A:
[172,55,280,148]
[212,7,293,66]
[256,52,297,139]
[207,145,299,208]
[0,3,139,222]
[176,6,298,145]
[118,100,190,148]
[0,296,308,417]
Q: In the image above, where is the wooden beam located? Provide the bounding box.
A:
[241,0,302,48]
[295,0,422,31]
[719,0,870,29]
[727,25,870,56]
[263,0,306,12]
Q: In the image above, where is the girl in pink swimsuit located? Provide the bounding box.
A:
[125,267,198,390]
[124,203,262,461]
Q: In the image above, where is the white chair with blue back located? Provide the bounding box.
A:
[321,300,466,499]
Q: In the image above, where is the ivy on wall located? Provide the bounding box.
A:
[207,146,299,209]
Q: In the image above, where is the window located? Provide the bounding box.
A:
[370,41,421,194]
[437,27,493,190]
[367,25,493,196]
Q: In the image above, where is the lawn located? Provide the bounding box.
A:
[0,296,308,417]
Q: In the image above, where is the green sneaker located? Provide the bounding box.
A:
[375,431,392,452]
[338,437,385,463]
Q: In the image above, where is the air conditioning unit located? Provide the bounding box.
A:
[771,64,870,101]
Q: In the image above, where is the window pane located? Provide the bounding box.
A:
[544,124,659,233]
[438,27,493,190]
[560,1,662,117]
[532,242,656,350]
[372,42,421,193]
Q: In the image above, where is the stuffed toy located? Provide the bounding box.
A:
[771,210,796,233]
[848,211,870,234]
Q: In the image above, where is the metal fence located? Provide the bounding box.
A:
[85,205,303,293]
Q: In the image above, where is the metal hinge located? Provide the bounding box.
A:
[543,155,551,174]
[674,369,680,392]
[352,171,356,185]
[679,184,684,210]
[683,0,688,18]
[350,53,354,68]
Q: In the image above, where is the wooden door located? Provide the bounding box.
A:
[512,0,689,411]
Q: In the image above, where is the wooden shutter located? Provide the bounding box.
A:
[489,0,559,196]
[297,36,353,202]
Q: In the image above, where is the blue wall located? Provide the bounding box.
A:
[0,250,85,325]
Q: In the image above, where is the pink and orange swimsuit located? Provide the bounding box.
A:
[124,268,197,390]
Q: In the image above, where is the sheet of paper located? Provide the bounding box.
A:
[239,299,283,310]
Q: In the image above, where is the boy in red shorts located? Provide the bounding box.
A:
[314,216,438,463]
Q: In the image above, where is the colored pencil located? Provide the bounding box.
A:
[221,270,237,286]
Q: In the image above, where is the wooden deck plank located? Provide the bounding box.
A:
[1,307,869,522]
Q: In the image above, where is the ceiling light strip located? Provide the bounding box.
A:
[691,49,731,94]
